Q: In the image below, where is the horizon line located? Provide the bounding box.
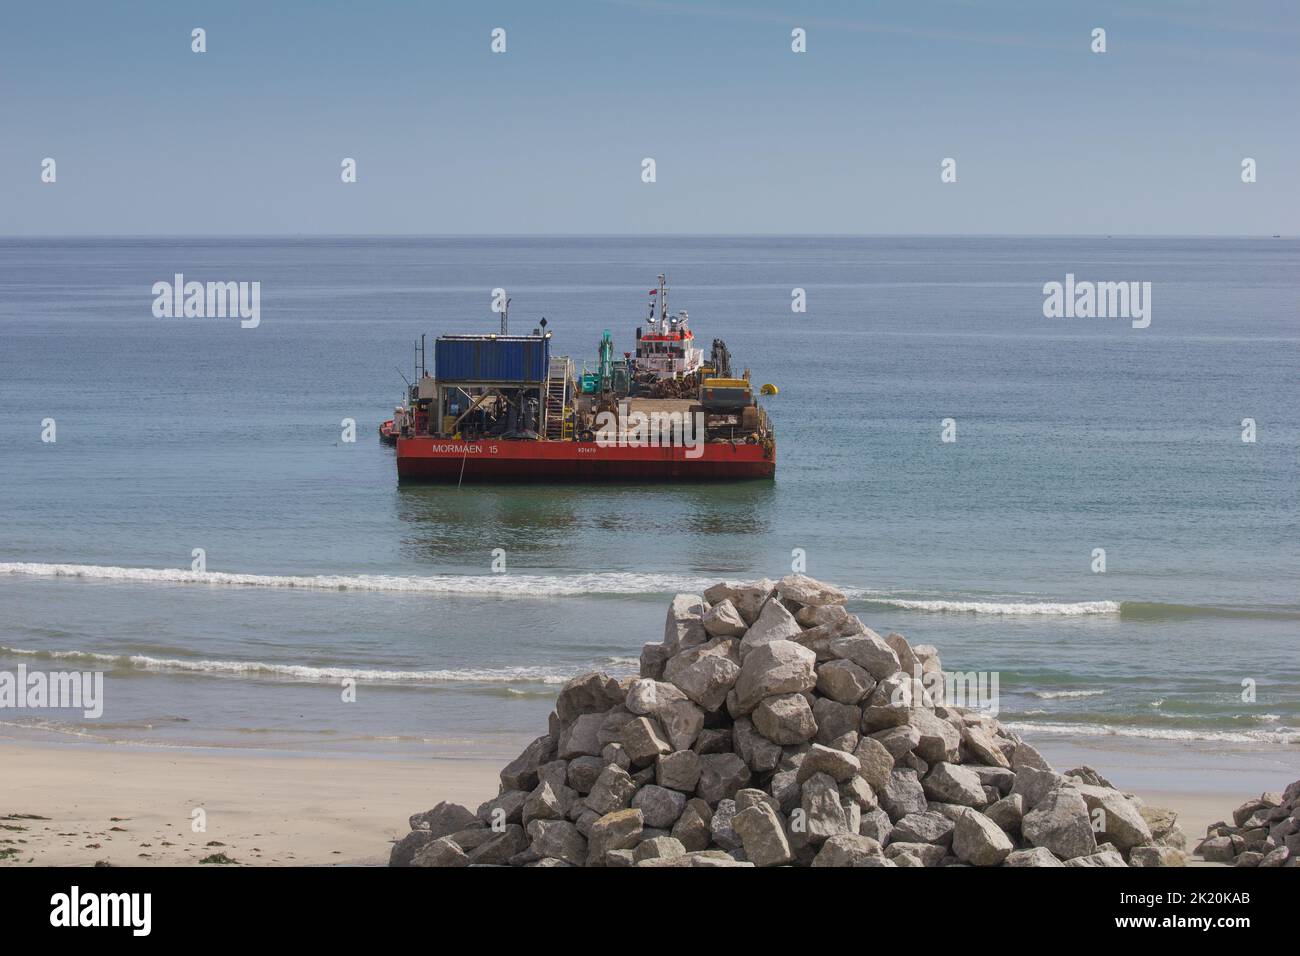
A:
[1,232,1294,241]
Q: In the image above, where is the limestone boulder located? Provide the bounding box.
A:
[879,768,928,821]
[620,716,672,766]
[775,573,847,607]
[500,734,556,792]
[733,716,782,773]
[655,750,701,792]
[409,801,478,838]
[555,672,625,723]
[1022,787,1097,861]
[732,640,817,714]
[738,599,804,659]
[664,642,741,712]
[526,819,587,867]
[1076,784,1153,851]
[632,785,688,829]
[795,743,861,784]
[811,833,884,866]
[664,593,708,653]
[753,692,819,745]
[829,632,900,680]
[801,771,851,843]
[704,580,774,626]
[952,808,1014,866]
[732,802,793,867]
[853,736,896,793]
[584,765,639,816]
[701,599,747,637]
[411,836,469,868]
[922,762,988,808]
[697,753,752,804]
[816,659,876,705]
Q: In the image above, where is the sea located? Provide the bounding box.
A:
[1,236,1296,790]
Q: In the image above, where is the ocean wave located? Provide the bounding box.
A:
[0,644,608,686]
[857,596,1121,615]
[0,562,706,597]
[3,562,1293,621]
[1003,720,1300,745]
[0,562,1119,615]
[1029,689,1108,700]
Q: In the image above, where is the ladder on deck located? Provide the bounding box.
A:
[544,357,574,440]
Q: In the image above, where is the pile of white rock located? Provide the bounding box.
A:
[1195,782,1299,866]
[391,576,1188,867]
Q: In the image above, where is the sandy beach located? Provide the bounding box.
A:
[0,742,502,867]
[0,737,1268,867]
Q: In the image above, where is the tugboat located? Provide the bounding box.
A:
[628,274,705,398]
[387,276,776,482]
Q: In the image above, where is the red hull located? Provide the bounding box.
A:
[396,437,775,482]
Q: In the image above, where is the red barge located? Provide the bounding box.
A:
[387,275,776,483]
[397,433,774,482]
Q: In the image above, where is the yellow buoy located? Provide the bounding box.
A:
[759,383,778,395]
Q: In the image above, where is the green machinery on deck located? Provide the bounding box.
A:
[580,329,617,394]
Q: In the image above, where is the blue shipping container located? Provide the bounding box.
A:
[435,335,550,383]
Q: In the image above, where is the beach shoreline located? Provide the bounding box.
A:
[4,733,1292,867]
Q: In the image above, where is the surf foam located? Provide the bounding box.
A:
[1002,720,1299,746]
[0,562,706,597]
[1,562,1127,616]
[856,596,1121,616]
[0,644,625,685]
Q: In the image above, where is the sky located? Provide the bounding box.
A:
[1,0,1296,235]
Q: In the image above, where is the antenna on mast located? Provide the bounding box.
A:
[501,297,511,336]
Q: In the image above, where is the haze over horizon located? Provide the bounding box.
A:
[3,0,1296,236]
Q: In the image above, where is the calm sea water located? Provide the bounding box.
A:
[1,237,1296,775]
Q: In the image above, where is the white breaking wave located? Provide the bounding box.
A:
[0,561,1123,615]
[0,562,707,597]
[1030,689,1108,700]
[853,595,1121,616]
[1003,721,1300,746]
[0,645,605,685]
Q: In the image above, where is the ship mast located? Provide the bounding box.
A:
[658,273,667,323]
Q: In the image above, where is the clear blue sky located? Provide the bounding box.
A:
[2,0,1295,234]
